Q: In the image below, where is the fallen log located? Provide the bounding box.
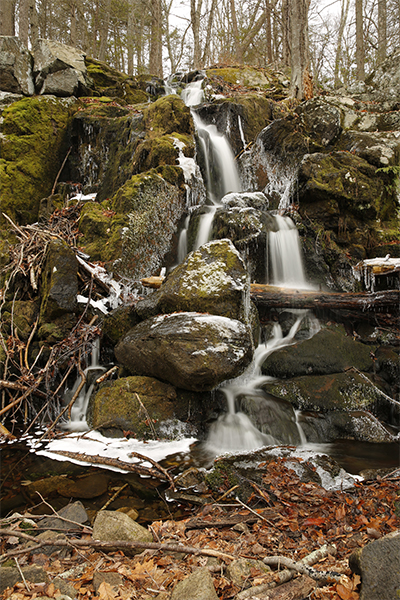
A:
[250,285,399,313]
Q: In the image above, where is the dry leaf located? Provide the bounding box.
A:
[98,581,117,600]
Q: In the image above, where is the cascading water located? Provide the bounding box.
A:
[268,214,311,289]
[180,78,242,250]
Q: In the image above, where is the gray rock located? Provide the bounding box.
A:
[0,36,34,95]
[39,238,78,321]
[31,530,71,558]
[52,577,78,598]
[299,99,342,147]
[299,410,395,443]
[364,48,400,102]
[92,510,153,555]
[33,39,91,96]
[93,571,124,592]
[136,239,250,323]
[115,312,253,392]
[39,500,88,533]
[349,531,400,600]
[0,565,49,594]
[170,567,219,600]
[261,327,374,378]
[226,558,270,587]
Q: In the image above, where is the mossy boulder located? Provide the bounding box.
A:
[143,95,193,136]
[79,170,186,278]
[262,371,400,427]
[297,151,384,230]
[39,238,78,325]
[135,239,250,323]
[85,56,148,104]
[261,327,375,378]
[0,96,75,225]
[87,376,191,438]
[101,304,142,346]
[115,312,253,392]
[1,300,39,341]
[131,133,194,175]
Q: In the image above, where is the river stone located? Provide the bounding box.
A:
[87,375,188,437]
[349,531,400,600]
[261,327,374,378]
[33,39,91,96]
[92,510,153,555]
[135,239,250,323]
[56,474,109,499]
[299,410,394,443]
[0,36,34,95]
[170,567,218,600]
[226,558,271,587]
[262,371,400,427]
[115,312,253,392]
[0,566,49,594]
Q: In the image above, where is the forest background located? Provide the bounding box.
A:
[0,0,399,99]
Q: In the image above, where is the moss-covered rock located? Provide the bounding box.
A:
[0,96,75,225]
[1,300,39,341]
[39,238,78,325]
[85,56,148,104]
[87,376,192,438]
[143,95,193,136]
[261,327,375,378]
[131,133,195,176]
[135,239,250,323]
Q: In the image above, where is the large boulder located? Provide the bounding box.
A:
[136,239,251,322]
[33,39,92,96]
[0,36,34,95]
[261,327,374,378]
[87,375,201,438]
[364,48,400,103]
[349,531,400,600]
[115,312,253,392]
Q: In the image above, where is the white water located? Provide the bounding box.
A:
[268,214,312,289]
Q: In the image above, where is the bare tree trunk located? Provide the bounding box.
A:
[229,0,242,62]
[265,0,273,64]
[0,0,16,35]
[70,1,77,47]
[377,0,387,63]
[281,0,290,67]
[201,0,217,66]
[91,0,100,57]
[355,0,365,80]
[289,0,311,99]
[19,0,30,45]
[334,0,350,87]
[99,0,111,62]
[127,0,135,75]
[149,0,163,76]
[191,0,202,68]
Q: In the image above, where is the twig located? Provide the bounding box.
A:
[0,529,235,561]
[51,146,72,195]
[13,557,30,592]
[35,492,93,531]
[263,555,342,583]
[2,213,29,240]
[235,497,276,526]
[96,366,118,384]
[129,450,175,489]
[100,484,129,511]
[135,393,157,439]
[24,317,38,371]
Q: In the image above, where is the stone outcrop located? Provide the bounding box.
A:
[92,510,153,556]
[0,36,34,95]
[349,530,400,600]
[115,312,253,392]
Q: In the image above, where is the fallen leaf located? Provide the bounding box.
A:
[98,581,116,600]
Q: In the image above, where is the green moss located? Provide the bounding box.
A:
[78,202,125,262]
[206,66,274,89]
[85,56,149,104]
[143,95,193,136]
[0,96,75,225]
[205,460,240,493]
[1,300,39,341]
[131,133,194,175]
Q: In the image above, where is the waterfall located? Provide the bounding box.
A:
[180,78,242,251]
[268,214,311,289]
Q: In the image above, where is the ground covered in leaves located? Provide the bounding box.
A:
[1,456,399,600]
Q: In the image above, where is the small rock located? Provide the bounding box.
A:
[226,558,271,587]
[39,500,88,531]
[0,565,49,594]
[92,510,153,555]
[116,507,139,521]
[170,567,219,600]
[31,531,71,558]
[349,530,400,600]
[52,577,77,599]
[93,571,123,592]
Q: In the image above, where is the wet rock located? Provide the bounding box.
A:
[299,410,394,443]
[237,394,301,445]
[0,565,49,594]
[0,36,34,95]
[349,530,400,600]
[39,238,78,336]
[56,475,109,499]
[87,375,195,437]
[261,327,374,378]
[170,567,219,600]
[375,347,400,386]
[226,558,271,587]
[85,56,148,104]
[298,98,342,147]
[33,39,92,96]
[174,467,207,493]
[135,239,250,323]
[262,371,400,423]
[92,510,153,555]
[115,312,253,392]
